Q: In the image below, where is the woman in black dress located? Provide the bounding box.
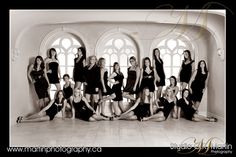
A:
[62,74,74,117]
[140,57,160,98]
[142,87,175,122]
[177,50,195,91]
[83,55,101,112]
[27,55,50,109]
[73,47,86,89]
[70,89,108,121]
[166,76,179,118]
[116,88,153,121]
[16,90,66,123]
[108,62,125,116]
[123,56,140,104]
[153,48,165,99]
[177,89,217,122]
[97,58,116,118]
[189,60,209,110]
[45,48,61,98]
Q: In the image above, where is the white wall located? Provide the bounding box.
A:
[10,11,225,125]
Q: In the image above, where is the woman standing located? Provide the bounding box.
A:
[189,60,209,110]
[73,47,86,89]
[178,50,195,91]
[166,76,179,118]
[123,56,140,103]
[16,90,66,123]
[153,48,166,99]
[108,62,125,116]
[62,74,74,117]
[139,57,160,97]
[27,55,50,109]
[83,55,101,112]
[45,48,61,98]
[97,58,116,118]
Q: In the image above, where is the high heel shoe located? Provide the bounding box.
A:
[16,116,22,123]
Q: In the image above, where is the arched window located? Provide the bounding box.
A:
[156,38,194,86]
[48,33,83,99]
[97,33,138,101]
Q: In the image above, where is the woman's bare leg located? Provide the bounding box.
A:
[156,86,163,99]
[142,111,165,121]
[20,115,50,123]
[118,101,126,113]
[123,92,136,101]
[113,101,122,116]
[75,81,82,90]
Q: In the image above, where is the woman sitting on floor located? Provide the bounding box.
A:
[16,90,66,123]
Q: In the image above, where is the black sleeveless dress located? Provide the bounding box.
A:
[84,65,101,94]
[155,58,165,86]
[180,60,194,83]
[63,83,73,102]
[140,69,155,92]
[133,103,150,121]
[123,67,139,94]
[156,97,175,119]
[73,99,94,121]
[177,98,196,120]
[45,98,64,120]
[47,62,60,84]
[73,56,85,82]
[30,69,49,99]
[100,71,114,96]
[112,72,124,101]
[190,72,208,102]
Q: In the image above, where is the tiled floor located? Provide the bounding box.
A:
[11,118,225,147]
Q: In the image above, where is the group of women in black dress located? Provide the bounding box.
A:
[16,47,217,123]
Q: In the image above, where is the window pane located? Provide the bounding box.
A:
[62,38,72,50]
[52,38,60,46]
[172,67,180,78]
[114,39,124,50]
[120,54,127,66]
[105,39,113,46]
[58,54,65,65]
[164,67,171,79]
[111,54,118,66]
[72,48,77,54]
[173,54,181,66]
[178,39,186,47]
[167,39,177,50]
[60,67,66,78]
[103,54,110,66]
[157,39,166,47]
[163,54,171,66]
[67,67,74,79]
[120,67,128,78]
[178,49,184,55]
[72,38,81,46]
[67,53,75,66]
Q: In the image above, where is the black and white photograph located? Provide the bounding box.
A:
[8,8,231,155]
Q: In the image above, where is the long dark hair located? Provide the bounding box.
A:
[183,50,192,62]
[197,60,208,76]
[141,87,151,103]
[142,57,153,70]
[113,62,120,73]
[33,55,45,70]
[169,75,177,87]
[153,48,160,59]
[97,57,105,68]
[182,88,191,101]
[77,47,86,59]
[48,48,58,60]
[55,90,65,104]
